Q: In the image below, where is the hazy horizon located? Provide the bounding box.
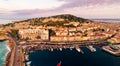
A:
[0,0,120,24]
[1,17,120,24]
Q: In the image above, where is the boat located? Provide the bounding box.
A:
[26,61,31,66]
[59,48,62,51]
[56,61,61,66]
[86,46,96,52]
[75,46,84,54]
[50,48,53,51]
[70,47,74,50]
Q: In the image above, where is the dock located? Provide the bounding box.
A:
[102,45,120,56]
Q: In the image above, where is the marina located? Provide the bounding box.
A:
[27,47,120,66]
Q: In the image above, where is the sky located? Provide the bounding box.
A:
[0,0,120,23]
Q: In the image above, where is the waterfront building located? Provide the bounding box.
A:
[18,28,49,40]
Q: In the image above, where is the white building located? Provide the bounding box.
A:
[19,28,49,40]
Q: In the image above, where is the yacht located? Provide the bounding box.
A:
[75,46,84,54]
[86,46,96,52]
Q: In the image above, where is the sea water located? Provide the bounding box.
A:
[28,47,120,66]
[0,41,8,66]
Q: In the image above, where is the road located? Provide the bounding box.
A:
[7,33,21,66]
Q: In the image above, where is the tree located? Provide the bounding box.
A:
[36,36,41,39]
[10,29,19,40]
[25,37,29,40]
[49,29,56,36]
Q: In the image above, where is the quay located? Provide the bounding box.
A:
[102,45,120,56]
[20,40,108,52]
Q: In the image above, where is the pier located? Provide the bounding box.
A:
[102,45,120,56]
[20,40,109,52]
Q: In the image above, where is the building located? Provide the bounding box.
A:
[18,28,49,40]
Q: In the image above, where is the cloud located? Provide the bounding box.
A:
[0,0,120,19]
[59,0,120,7]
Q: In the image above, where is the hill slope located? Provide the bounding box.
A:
[18,14,89,26]
[2,14,91,29]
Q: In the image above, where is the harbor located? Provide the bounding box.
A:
[26,46,120,66]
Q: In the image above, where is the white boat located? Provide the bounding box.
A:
[26,61,31,66]
[75,47,84,54]
[87,46,96,52]
[50,48,53,51]
[59,48,62,51]
[70,47,74,50]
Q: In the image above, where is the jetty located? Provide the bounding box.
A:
[102,45,120,56]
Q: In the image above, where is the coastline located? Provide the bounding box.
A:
[4,39,14,66]
[4,40,11,66]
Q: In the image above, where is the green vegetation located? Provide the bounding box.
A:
[4,23,15,27]
[50,14,88,23]
[10,29,19,40]
[92,28,105,32]
[41,21,69,27]
[2,14,90,28]
[49,29,56,36]
[20,14,88,27]
[25,37,29,40]
[36,36,41,39]
[64,24,75,27]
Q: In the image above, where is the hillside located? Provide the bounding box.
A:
[1,14,91,29]
[15,14,89,26]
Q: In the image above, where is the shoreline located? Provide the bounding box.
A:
[5,40,11,57]
[4,40,11,66]
[4,39,14,66]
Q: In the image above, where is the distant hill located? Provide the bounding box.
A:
[18,14,89,26]
[2,14,91,28]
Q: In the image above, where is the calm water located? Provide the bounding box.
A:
[28,47,120,66]
[0,41,8,66]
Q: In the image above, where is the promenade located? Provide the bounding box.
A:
[6,33,25,66]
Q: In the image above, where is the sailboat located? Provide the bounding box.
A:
[56,61,61,66]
